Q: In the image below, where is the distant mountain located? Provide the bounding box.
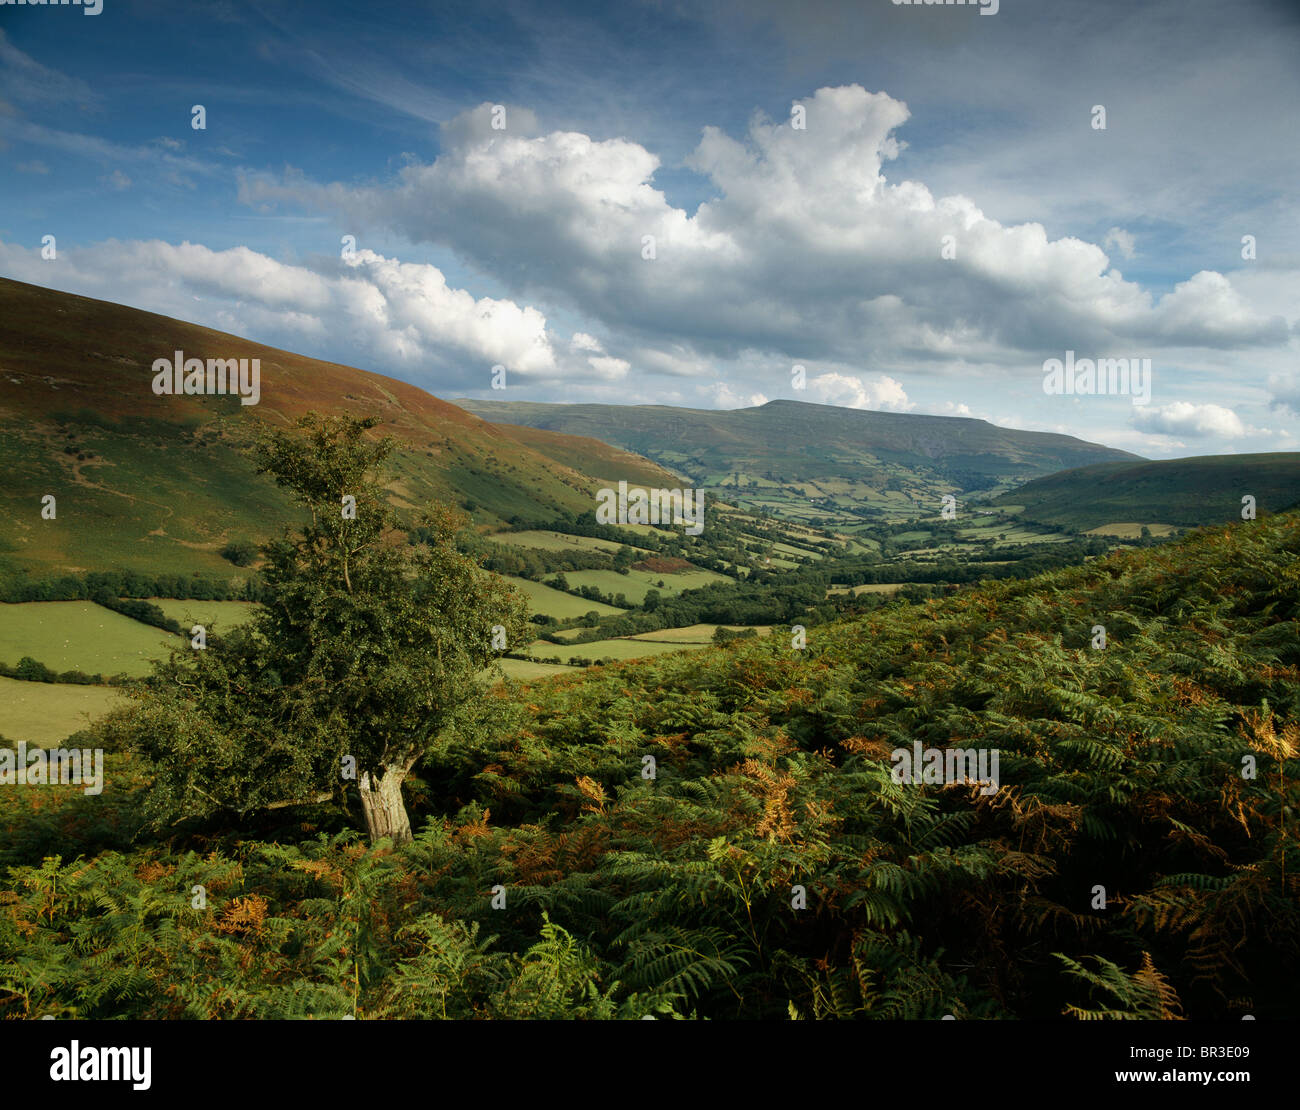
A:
[456,398,1141,522]
[990,453,1300,530]
[481,420,683,489]
[0,278,677,578]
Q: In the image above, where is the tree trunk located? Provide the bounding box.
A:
[358,759,415,846]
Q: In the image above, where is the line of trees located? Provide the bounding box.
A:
[0,656,129,685]
[0,568,265,604]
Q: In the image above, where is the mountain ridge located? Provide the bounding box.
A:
[990,452,1300,530]
[0,277,678,576]
[455,396,1143,523]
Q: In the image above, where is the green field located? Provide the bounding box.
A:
[627,624,773,643]
[955,517,1001,536]
[488,530,650,556]
[838,535,881,553]
[547,626,596,640]
[0,420,294,580]
[1083,522,1180,538]
[526,637,710,664]
[561,567,729,605]
[770,541,820,560]
[993,529,1072,545]
[497,576,625,619]
[495,657,577,682]
[0,675,124,744]
[826,583,910,596]
[0,601,175,676]
[604,522,670,538]
[0,652,573,736]
[149,599,260,630]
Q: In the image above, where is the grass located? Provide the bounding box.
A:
[148,599,260,630]
[4,279,706,578]
[495,657,576,681]
[626,624,773,643]
[544,626,595,641]
[0,676,124,744]
[496,575,625,619]
[0,421,293,579]
[526,637,710,664]
[838,536,881,553]
[1083,523,1180,538]
[612,521,680,537]
[0,601,175,676]
[826,583,911,596]
[561,567,729,605]
[0,654,572,740]
[993,529,1071,545]
[770,541,821,560]
[991,453,1300,529]
[487,530,650,556]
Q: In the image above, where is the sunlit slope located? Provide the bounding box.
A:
[483,420,683,487]
[992,453,1300,530]
[0,277,672,575]
[456,398,1141,507]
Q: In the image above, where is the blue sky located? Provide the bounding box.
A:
[2,0,1298,458]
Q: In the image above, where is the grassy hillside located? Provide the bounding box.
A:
[495,575,624,619]
[0,601,174,677]
[0,675,124,745]
[992,452,1300,530]
[487,530,652,556]
[0,278,671,577]
[483,420,682,488]
[2,512,1295,1019]
[560,567,729,605]
[457,397,1141,523]
[147,599,260,631]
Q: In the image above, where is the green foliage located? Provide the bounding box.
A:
[219,540,259,567]
[993,453,1300,530]
[712,626,758,645]
[100,413,530,841]
[3,512,1298,1018]
[1057,953,1184,1020]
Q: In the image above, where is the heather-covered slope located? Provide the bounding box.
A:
[0,277,674,576]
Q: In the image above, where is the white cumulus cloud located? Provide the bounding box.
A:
[805,372,913,411]
[0,239,628,392]
[241,86,1288,369]
[1131,402,1251,438]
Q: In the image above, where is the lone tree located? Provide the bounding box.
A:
[109,413,529,845]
